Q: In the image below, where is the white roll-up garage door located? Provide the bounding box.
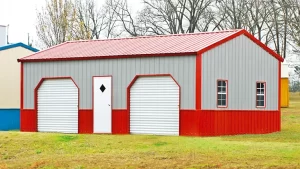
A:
[37,79,78,133]
[130,76,179,136]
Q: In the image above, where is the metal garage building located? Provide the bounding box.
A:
[18,29,284,136]
[0,42,38,131]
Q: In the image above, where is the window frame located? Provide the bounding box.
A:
[217,79,228,108]
[256,81,266,108]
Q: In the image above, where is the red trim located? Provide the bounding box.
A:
[18,52,197,62]
[242,30,284,62]
[196,53,201,109]
[79,109,93,134]
[217,79,228,108]
[127,74,181,134]
[278,61,281,111]
[34,77,80,132]
[256,81,266,108]
[20,109,37,132]
[92,76,113,134]
[112,109,129,134]
[198,30,284,62]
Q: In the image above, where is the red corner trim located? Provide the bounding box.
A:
[196,53,201,109]
[216,79,228,108]
[34,77,80,132]
[127,74,181,133]
[256,81,266,108]
[92,75,113,134]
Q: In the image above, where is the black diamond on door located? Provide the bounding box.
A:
[100,84,106,93]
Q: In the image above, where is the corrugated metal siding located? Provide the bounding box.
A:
[24,56,195,109]
[202,35,278,110]
[37,79,78,133]
[130,76,179,135]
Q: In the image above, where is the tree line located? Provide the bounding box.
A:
[36,0,300,59]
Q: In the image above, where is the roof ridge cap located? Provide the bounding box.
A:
[66,29,243,44]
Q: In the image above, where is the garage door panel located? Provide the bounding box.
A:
[130,76,179,136]
[38,79,78,134]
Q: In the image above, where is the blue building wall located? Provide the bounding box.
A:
[0,109,20,130]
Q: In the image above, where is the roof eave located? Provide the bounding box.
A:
[17,52,198,63]
[0,42,39,52]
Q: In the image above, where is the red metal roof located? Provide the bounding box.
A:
[18,29,284,62]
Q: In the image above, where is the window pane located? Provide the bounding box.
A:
[218,94,221,99]
[222,81,226,86]
[217,100,222,106]
[257,88,261,93]
[257,101,264,107]
[221,87,226,92]
[257,83,260,88]
[257,95,264,101]
[218,81,222,86]
[261,83,264,88]
[221,94,226,99]
[221,100,226,106]
[218,87,222,92]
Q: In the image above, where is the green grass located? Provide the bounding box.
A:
[1,94,300,168]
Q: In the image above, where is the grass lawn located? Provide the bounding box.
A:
[1,94,300,169]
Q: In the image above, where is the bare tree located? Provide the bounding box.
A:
[288,0,300,53]
[214,0,249,30]
[244,0,271,43]
[108,0,215,37]
[263,0,290,58]
[139,0,215,34]
[36,0,75,47]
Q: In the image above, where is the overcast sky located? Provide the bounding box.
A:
[0,0,141,48]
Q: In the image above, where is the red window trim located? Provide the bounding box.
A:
[217,79,228,108]
[256,81,266,108]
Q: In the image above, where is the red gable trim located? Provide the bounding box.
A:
[17,29,283,63]
[198,29,283,62]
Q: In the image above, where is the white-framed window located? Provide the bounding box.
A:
[217,80,227,108]
[256,82,266,108]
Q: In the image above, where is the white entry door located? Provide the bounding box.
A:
[93,76,112,133]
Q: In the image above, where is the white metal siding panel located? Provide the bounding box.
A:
[202,35,278,110]
[130,76,179,135]
[23,55,195,109]
[38,79,78,133]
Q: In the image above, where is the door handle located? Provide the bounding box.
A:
[108,104,110,106]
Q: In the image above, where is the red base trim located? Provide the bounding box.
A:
[79,109,93,134]
[21,109,281,136]
[179,110,280,136]
[20,109,37,132]
[112,109,129,134]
